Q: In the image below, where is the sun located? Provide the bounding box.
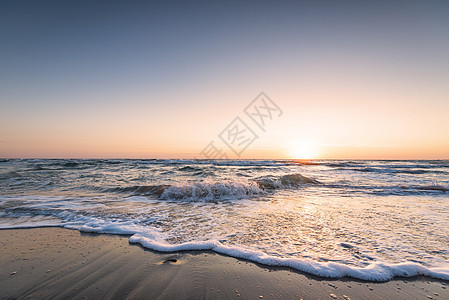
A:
[288,140,319,159]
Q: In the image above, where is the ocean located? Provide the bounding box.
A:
[0,159,448,281]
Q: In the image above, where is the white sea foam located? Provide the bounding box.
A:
[0,212,447,282]
[158,174,318,201]
[128,233,449,282]
[160,179,264,201]
[46,215,449,282]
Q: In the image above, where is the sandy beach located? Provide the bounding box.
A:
[0,227,447,299]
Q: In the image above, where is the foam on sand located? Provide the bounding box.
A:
[63,218,449,282]
[128,234,449,282]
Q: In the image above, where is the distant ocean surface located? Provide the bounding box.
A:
[1,159,448,281]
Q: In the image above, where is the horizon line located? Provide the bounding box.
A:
[1,157,448,161]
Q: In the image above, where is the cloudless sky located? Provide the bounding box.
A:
[1,0,448,159]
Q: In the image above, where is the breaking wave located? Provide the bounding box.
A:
[106,173,319,200]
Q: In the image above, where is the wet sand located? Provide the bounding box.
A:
[0,228,447,299]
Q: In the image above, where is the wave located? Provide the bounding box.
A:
[136,159,289,167]
[283,160,322,166]
[60,218,449,282]
[129,234,449,282]
[323,182,449,196]
[323,161,363,167]
[255,173,320,189]
[178,166,203,172]
[106,173,319,200]
[0,171,24,180]
[104,182,261,200]
[136,159,203,165]
[213,160,286,166]
[335,167,447,175]
[160,180,263,201]
[105,185,170,197]
[407,184,448,192]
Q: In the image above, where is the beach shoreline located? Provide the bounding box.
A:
[1,227,447,299]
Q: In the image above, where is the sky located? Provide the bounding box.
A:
[1,0,448,159]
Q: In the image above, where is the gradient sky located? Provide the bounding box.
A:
[1,0,448,159]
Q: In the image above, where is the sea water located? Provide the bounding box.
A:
[0,159,448,281]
